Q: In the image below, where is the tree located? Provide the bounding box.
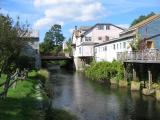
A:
[40,39,54,54]
[0,13,30,98]
[63,38,72,54]
[40,24,65,55]
[129,33,141,51]
[130,12,155,27]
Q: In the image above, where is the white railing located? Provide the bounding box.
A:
[117,49,160,62]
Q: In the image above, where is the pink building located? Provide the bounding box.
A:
[72,23,124,70]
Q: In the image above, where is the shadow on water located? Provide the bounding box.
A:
[50,67,160,120]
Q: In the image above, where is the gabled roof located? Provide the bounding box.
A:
[81,23,124,36]
[129,14,160,30]
[79,26,91,31]
[72,26,91,38]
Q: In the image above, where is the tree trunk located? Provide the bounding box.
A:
[2,74,11,99]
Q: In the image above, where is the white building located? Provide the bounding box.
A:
[72,24,124,70]
[23,30,41,69]
[94,33,133,62]
[94,22,139,62]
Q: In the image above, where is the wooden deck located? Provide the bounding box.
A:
[117,49,160,63]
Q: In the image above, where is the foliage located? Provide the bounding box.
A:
[15,55,35,70]
[38,69,49,80]
[59,60,67,67]
[40,39,54,55]
[0,13,29,75]
[40,24,65,55]
[130,12,155,27]
[85,61,124,81]
[0,13,32,98]
[129,33,141,51]
[112,60,124,81]
[45,108,77,120]
[63,38,72,53]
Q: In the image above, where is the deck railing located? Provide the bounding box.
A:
[117,49,160,62]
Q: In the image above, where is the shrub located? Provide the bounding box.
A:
[85,61,124,82]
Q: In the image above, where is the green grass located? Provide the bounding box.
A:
[0,74,7,83]
[45,108,77,120]
[0,71,44,120]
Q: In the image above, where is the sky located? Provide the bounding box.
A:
[1,0,160,42]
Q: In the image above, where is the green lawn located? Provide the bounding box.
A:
[0,71,44,120]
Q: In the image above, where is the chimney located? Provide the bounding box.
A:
[75,26,77,30]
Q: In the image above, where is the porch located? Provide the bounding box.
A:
[117,49,160,63]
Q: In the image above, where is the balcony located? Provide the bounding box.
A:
[117,49,160,63]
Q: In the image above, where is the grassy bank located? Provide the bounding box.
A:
[0,71,44,120]
[45,108,77,120]
[0,69,77,120]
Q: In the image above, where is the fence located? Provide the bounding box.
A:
[0,69,28,98]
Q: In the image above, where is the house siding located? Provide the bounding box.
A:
[95,38,132,62]
[138,17,160,49]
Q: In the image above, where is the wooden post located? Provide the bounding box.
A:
[12,81,17,89]
[148,69,152,90]
[133,67,137,81]
[124,63,127,80]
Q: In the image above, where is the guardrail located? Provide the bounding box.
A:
[117,49,160,62]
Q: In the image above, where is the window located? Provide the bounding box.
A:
[106,25,110,30]
[104,46,107,51]
[105,36,109,41]
[79,47,81,54]
[85,37,91,41]
[97,25,104,30]
[95,48,97,53]
[113,44,115,50]
[120,43,122,49]
[98,37,102,40]
[35,49,38,54]
[80,38,82,42]
[117,44,118,50]
[123,42,126,49]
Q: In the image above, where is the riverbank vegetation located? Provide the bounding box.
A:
[0,71,45,120]
[45,108,77,120]
[85,61,124,82]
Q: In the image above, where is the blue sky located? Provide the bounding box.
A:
[1,0,160,42]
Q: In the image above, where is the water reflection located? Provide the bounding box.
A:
[51,69,160,120]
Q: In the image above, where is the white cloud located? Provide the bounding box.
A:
[33,0,159,29]
[33,0,105,29]
[34,0,91,7]
[69,28,74,34]
[34,17,64,29]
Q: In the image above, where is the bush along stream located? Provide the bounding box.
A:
[85,60,125,85]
